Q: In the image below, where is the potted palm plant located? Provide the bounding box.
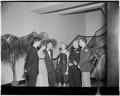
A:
[1,34,31,86]
[1,31,57,86]
[1,34,19,86]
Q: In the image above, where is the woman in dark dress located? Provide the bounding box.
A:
[56,43,69,87]
[68,40,82,87]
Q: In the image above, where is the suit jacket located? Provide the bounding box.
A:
[79,46,91,72]
[69,46,81,64]
[43,49,54,73]
[24,46,39,76]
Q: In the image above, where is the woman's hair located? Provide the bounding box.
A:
[47,40,53,45]
[73,39,78,42]
[73,39,78,44]
[79,37,87,44]
[60,42,67,49]
[46,39,57,48]
[41,40,47,46]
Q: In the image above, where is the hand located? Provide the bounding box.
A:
[24,67,30,72]
[24,69,27,72]
[78,65,80,69]
[65,70,68,75]
[69,63,73,66]
[73,61,77,65]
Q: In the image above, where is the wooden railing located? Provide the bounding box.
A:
[53,24,107,61]
[66,24,107,50]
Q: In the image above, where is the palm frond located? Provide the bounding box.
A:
[2,33,18,43]
[10,35,19,45]
[39,32,49,41]
[1,38,12,63]
[25,31,39,44]
[2,34,12,40]
[96,32,106,47]
[13,38,31,60]
[87,25,107,49]
[1,34,19,62]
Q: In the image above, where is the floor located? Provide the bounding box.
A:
[17,79,106,87]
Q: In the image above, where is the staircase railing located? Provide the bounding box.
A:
[66,24,107,50]
[53,24,107,61]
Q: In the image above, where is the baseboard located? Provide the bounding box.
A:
[1,79,26,87]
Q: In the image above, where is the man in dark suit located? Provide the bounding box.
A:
[43,41,56,87]
[69,39,82,87]
[78,37,91,87]
[24,37,41,86]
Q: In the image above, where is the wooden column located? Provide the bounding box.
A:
[107,2,119,87]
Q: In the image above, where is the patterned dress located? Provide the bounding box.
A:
[36,50,49,87]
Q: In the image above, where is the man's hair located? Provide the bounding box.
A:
[31,37,41,45]
[80,37,87,44]
[38,40,47,50]
[60,42,67,49]
[59,47,62,51]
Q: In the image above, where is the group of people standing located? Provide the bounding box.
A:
[24,37,91,87]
